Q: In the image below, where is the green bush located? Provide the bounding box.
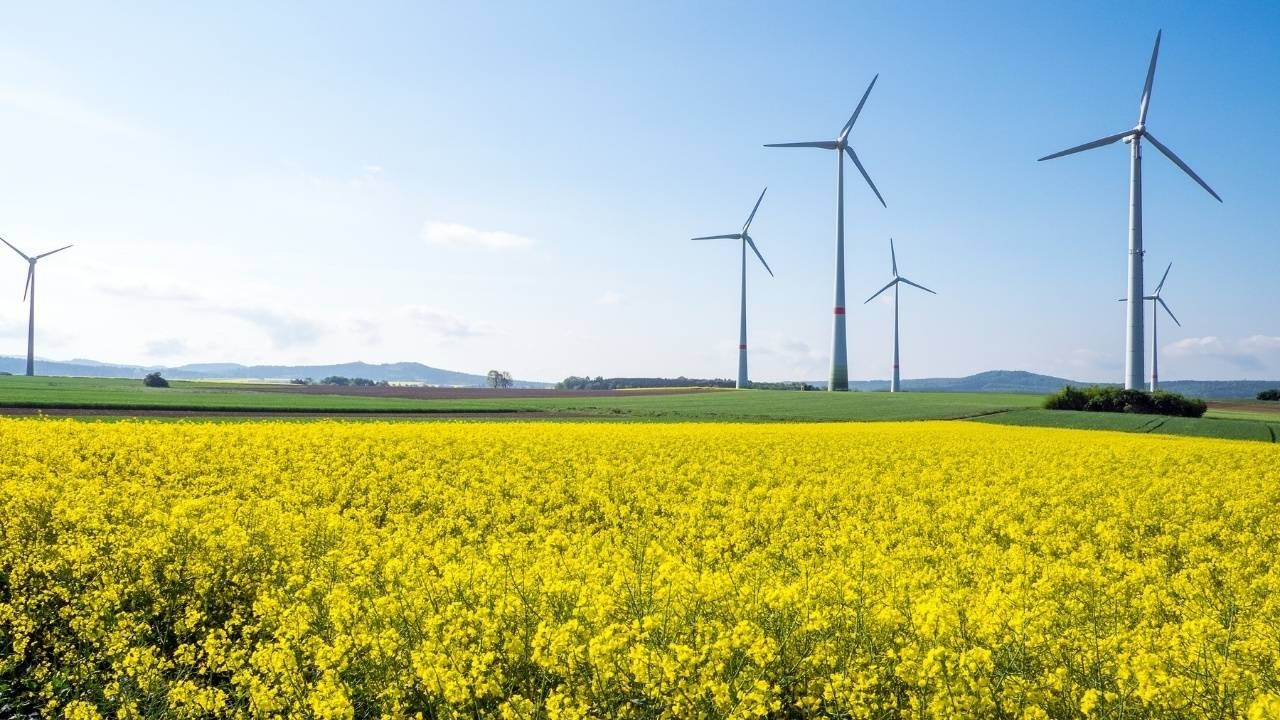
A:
[1259,389,1280,401]
[1044,385,1205,417]
[142,372,169,388]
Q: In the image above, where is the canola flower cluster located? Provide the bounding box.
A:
[1,418,1279,719]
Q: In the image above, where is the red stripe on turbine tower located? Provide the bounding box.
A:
[834,306,846,315]
[738,344,747,350]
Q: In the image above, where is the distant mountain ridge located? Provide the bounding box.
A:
[823,370,1278,399]
[0,357,553,388]
[2,359,1275,398]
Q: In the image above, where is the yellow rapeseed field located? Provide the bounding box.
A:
[1,418,1279,719]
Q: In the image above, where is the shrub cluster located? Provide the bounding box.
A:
[142,372,169,388]
[318,376,388,387]
[1258,389,1280,401]
[1044,385,1206,417]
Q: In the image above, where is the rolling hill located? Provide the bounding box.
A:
[0,357,553,388]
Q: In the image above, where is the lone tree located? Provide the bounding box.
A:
[143,372,169,388]
[486,370,514,389]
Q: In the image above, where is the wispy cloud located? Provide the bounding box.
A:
[143,338,188,357]
[96,276,321,349]
[0,314,25,339]
[0,84,141,139]
[1165,335,1280,372]
[402,305,492,338]
[98,279,202,303]
[215,305,322,348]
[595,291,623,305]
[422,222,533,250]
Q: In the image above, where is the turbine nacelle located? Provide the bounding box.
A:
[1038,31,1220,202]
[763,74,886,208]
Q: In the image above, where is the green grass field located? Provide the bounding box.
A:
[973,408,1280,443]
[1,376,1276,441]
[0,376,1034,420]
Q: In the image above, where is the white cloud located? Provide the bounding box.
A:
[340,314,382,345]
[1239,335,1280,352]
[1165,335,1280,372]
[595,291,623,305]
[143,338,188,357]
[98,279,202,303]
[422,222,533,250]
[214,304,322,349]
[402,305,492,339]
[1166,336,1225,356]
[95,274,321,349]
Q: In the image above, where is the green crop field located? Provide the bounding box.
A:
[2,376,1277,441]
[973,408,1280,443]
[0,376,1035,420]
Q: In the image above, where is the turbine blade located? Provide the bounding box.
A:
[864,278,897,304]
[839,74,878,141]
[845,146,886,207]
[742,187,767,234]
[1037,130,1133,161]
[1154,261,1172,294]
[763,141,839,149]
[1143,132,1222,202]
[743,235,773,277]
[1139,30,1162,126]
[1158,297,1181,326]
[34,244,72,259]
[690,234,740,241]
[0,236,30,261]
[898,276,936,294]
[889,237,898,276]
[22,266,32,301]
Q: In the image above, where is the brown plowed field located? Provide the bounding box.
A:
[243,385,721,400]
[1207,400,1280,415]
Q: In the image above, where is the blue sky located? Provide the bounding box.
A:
[0,1,1276,382]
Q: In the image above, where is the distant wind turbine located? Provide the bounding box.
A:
[864,239,935,392]
[1120,261,1180,391]
[691,187,773,389]
[1,236,72,377]
[766,74,885,392]
[1039,30,1220,390]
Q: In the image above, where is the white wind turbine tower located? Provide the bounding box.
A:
[766,75,885,392]
[691,188,774,389]
[1120,261,1180,391]
[1039,30,1220,390]
[1,236,72,377]
[864,238,935,392]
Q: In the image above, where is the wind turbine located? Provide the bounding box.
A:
[1,236,73,377]
[766,75,885,391]
[691,187,773,389]
[1120,261,1180,391]
[864,238,935,392]
[1039,30,1220,390]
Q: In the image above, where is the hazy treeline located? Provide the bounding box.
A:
[556,376,818,391]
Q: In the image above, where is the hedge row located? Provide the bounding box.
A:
[1044,386,1207,418]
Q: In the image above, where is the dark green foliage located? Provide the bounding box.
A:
[290,378,313,385]
[1044,385,1206,417]
[142,372,169,388]
[318,376,387,387]
[1259,389,1280,401]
